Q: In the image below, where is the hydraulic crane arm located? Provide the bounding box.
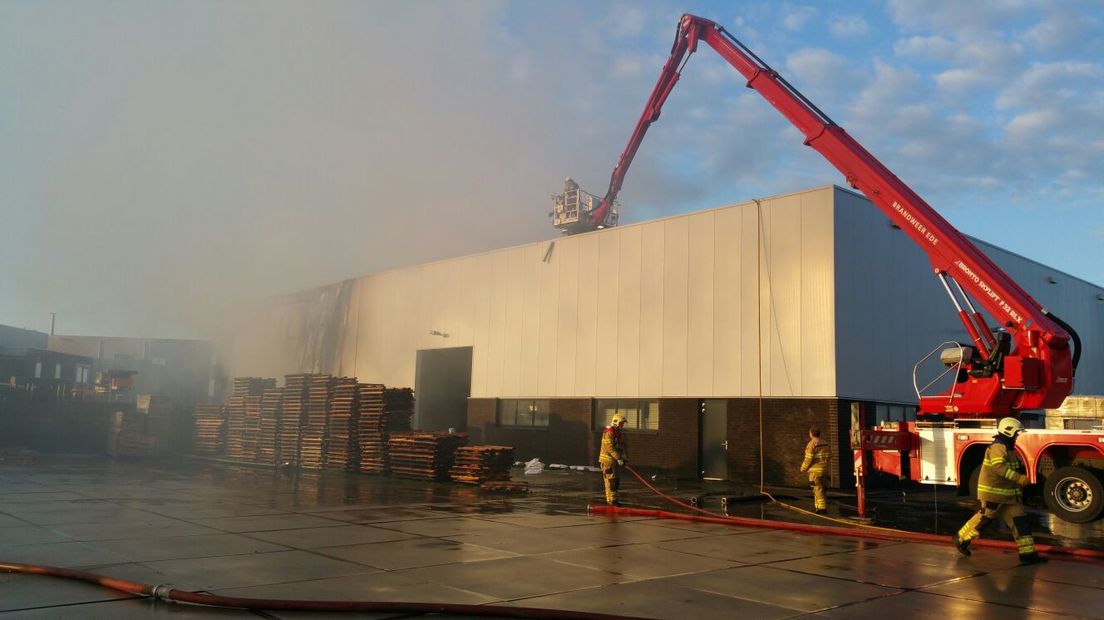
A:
[599,14,1075,417]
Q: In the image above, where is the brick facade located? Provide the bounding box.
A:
[467,396,848,486]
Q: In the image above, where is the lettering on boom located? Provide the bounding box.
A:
[891,201,940,246]
[953,260,1024,325]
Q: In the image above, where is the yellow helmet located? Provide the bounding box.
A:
[997,417,1025,439]
[610,414,625,428]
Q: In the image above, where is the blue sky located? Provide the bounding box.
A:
[2,1,1102,338]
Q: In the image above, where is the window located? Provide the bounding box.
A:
[594,399,659,431]
[497,399,550,428]
[874,403,918,426]
[54,364,62,380]
[34,362,42,379]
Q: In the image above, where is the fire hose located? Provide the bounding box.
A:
[0,463,657,614]
[0,559,650,618]
[589,465,1104,564]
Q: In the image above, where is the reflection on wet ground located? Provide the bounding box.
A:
[1,455,1102,618]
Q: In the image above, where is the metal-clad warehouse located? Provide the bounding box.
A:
[229,185,1104,487]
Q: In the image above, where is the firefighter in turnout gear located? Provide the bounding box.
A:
[953,417,1047,564]
[599,414,628,506]
[800,427,830,514]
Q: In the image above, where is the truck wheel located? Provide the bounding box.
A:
[1043,466,1104,523]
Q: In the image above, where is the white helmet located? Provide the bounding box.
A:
[997,417,1025,439]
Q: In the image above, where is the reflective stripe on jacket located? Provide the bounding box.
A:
[800,438,830,476]
[977,440,1027,504]
[599,427,625,464]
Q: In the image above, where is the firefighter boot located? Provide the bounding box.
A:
[1019,552,1048,565]
[951,534,972,557]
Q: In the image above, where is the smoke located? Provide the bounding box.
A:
[2,1,703,340]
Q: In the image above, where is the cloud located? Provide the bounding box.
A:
[887,0,1038,34]
[612,55,644,78]
[782,5,817,31]
[1025,5,1104,55]
[784,48,865,110]
[603,4,648,38]
[829,15,869,38]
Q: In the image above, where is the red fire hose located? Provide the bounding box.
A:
[593,466,1104,564]
[0,561,646,618]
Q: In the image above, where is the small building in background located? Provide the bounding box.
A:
[47,335,217,405]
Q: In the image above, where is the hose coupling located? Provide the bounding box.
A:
[151,584,175,601]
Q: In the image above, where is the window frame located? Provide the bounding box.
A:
[496,399,551,429]
[593,399,660,433]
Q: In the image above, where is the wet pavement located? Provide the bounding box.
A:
[1,455,1102,618]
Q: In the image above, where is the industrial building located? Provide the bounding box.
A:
[228,185,1104,488]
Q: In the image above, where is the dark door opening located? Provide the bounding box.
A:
[414,346,473,432]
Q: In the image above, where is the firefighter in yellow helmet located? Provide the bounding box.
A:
[800,426,830,514]
[599,414,628,506]
[953,417,1047,564]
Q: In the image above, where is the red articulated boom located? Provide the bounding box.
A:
[589,14,1079,419]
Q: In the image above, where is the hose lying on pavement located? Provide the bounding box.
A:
[0,561,647,619]
[598,465,1104,564]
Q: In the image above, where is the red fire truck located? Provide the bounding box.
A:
[572,14,1104,523]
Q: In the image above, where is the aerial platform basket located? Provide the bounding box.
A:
[551,178,618,234]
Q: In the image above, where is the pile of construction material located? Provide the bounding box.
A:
[449,445,515,484]
[192,404,225,454]
[388,431,469,480]
[280,374,309,465]
[241,395,262,459]
[256,387,284,464]
[199,376,526,491]
[325,378,359,471]
[299,374,332,468]
[357,384,413,474]
[225,377,274,460]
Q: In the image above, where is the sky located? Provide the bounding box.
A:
[2,0,1102,340]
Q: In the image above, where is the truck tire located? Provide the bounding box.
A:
[1042,466,1104,523]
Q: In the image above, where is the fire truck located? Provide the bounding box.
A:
[568,14,1104,523]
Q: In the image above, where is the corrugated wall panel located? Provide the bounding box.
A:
[616,227,642,396]
[687,212,715,395]
[519,244,543,396]
[536,243,560,397]
[662,218,689,396]
[470,253,494,397]
[740,204,761,393]
[574,235,600,397]
[800,191,835,395]
[486,252,510,396]
[501,247,527,397]
[763,194,803,396]
[555,239,580,395]
[595,233,621,396]
[639,222,665,394]
[713,206,743,395]
[234,185,1103,404]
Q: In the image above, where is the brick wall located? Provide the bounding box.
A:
[467,398,591,465]
[468,396,845,486]
[728,398,842,488]
[468,398,698,476]
[613,398,698,478]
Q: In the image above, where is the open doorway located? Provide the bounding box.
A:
[414,347,473,432]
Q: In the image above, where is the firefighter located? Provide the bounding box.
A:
[800,427,830,514]
[953,417,1047,564]
[599,414,628,506]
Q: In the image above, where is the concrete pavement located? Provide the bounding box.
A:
[2,456,1102,618]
